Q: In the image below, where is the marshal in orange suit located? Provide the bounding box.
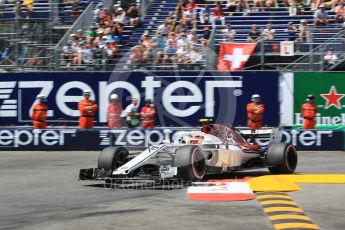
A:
[31,94,48,129]
[78,89,98,129]
[247,94,265,129]
[301,94,317,129]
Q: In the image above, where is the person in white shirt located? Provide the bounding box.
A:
[324,48,337,69]
[222,24,236,41]
[262,23,275,40]
[125,98,140,128]
[183,7,197,29]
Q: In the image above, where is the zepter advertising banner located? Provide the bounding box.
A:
[0,71,279,127]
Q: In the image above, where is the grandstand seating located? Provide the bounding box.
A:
[0,0,344,71]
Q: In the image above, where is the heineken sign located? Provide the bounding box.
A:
[294,73,345,126]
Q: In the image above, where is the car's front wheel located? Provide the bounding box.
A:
[98,147,129,170]
[172,145,206,182]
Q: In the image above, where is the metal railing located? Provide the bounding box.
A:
[283,30,345,71]
[206,26,216,70]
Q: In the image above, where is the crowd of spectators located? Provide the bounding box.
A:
[61,2,141,69]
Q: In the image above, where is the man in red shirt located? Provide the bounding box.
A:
[78,89,98,129]
[140,98,156,128]
[31,94,48,129]
[301,94,318,129]
[211,2,225,27]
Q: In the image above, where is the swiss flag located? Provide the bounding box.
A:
[217,43,257,71]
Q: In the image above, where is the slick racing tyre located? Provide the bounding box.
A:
[266,143,297,174]
[98,147,129,170]
[172,145,206,182]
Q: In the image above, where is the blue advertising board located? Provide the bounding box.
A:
[0,128,342,151]
[0,71,279,127]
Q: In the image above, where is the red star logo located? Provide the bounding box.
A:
[321,86,345,109]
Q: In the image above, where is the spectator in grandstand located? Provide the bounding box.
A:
[113,7,126,24]
[324,48,338,68]
[61,44,73,65]
[140,98,156,128]
[130,40,147,69]
[253,0,265,11]
[310,0,321,11]
[174,19,188,33]
[295,0,305,15]
[71,0,87,21]
[183,7,197,29]
[23,0,34,18]
[199,4,212,24]
[286,21,298,41]
[247,94,264,130]
[94,2,106,22]
[186,0,198,9]
[262,23,275,40]
[226,0,239,15]
[314,4,329,25]
[335,2,345,22]
[162,32,177,65]
[31,94,48,129]
[211,2,226,27]
[78,89,98,129]
[82,43,94,66]
[104,41,119,70]
[125,97,140,128]
[301,94,317,129]
[222,24,236,41]
[199,26,211,45]
[298,19,310,42]
[175,0,185,20]
[266,0,278,10]
[107,94,123,128]
[288,0,297,16]
[238,0,250,14]
[186,46,203,70]
[247,24,261,42]
[126,3,140,26]
[157,19,173,36]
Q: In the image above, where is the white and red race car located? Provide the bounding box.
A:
[79,123,297,182]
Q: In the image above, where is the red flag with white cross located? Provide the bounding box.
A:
[217,43,257,71]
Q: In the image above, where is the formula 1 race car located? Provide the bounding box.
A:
[79,122,297,182]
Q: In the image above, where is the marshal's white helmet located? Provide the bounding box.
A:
[36,94,45,99]
[83,89,91,95]
[110,94,119,100]
[251,94,261,102]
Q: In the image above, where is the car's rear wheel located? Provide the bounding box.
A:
[266,143,297,174]
[172,145,206,182]
[98,147,129,170]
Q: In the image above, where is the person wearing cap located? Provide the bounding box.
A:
[107,94,122,128]
[140,98,156,128]
[314,4,329,25]
[301,94,318,129]
[31,94,48,129]
[247,94,265,129]
[78,89,98,129]
[125,97,140,128]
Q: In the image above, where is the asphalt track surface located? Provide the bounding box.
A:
[0,150,344,230]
